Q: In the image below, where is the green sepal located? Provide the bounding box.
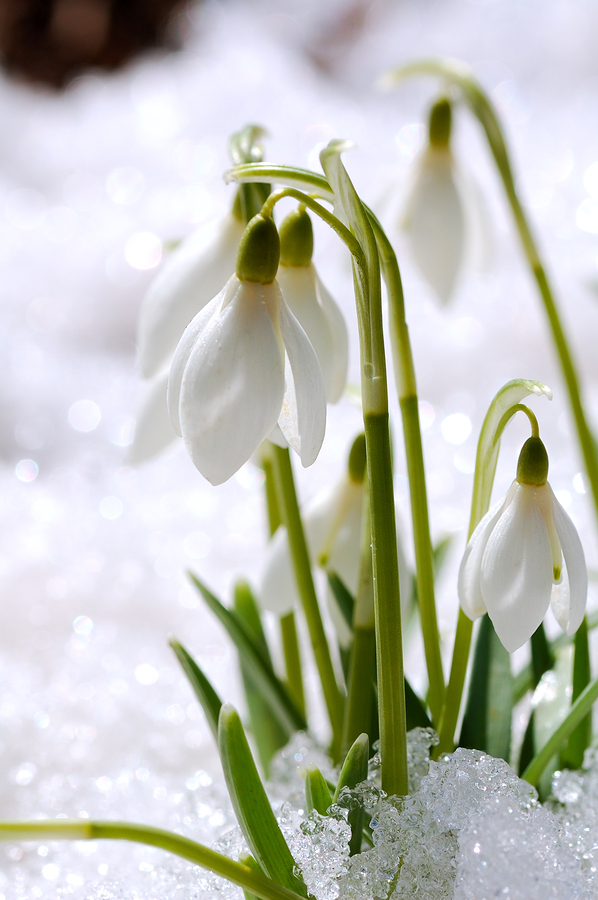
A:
[169,638,222,741]
[234,580,289,777]
[304,766,333,816]
[189,573,307,734]
[561,617,592,769]
[428,97,452,149]
[236,215,280,284]
[327,572,355,633]
[333,733,369,856]
[459,615,513,761]
[279,207,314,267]
[218,704,307,896]
[517,437,549,486]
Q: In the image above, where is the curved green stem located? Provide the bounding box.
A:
[387,58,598,531]
[369,212,444,724]
[0,820,306,900]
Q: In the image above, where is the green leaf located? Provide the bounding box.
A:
[239,853,266,900]
[234,581,289,776]
[189,573,307,734]
[304,767,333,816]
[333,733,369,856]
[432,534,452,576]
[218,704,306,896]
[517,623,555,776]
[459,615,512,761]
[169,639,222,740]
[561,617,592,770]
[327,572,355,633]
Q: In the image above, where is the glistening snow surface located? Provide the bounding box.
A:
[2,0,598,897]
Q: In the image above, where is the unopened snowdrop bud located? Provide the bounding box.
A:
[402,96,465,304]
[259,433,410,646]
[277,207,348,403]
[458,435,587,653]
[167,212,327,485]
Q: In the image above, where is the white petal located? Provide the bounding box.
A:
[403,147,465,304]
[128,370,179,464]
[548,485,587,635]
[137,214,244,378]
[266,423,288,448]
[177,281,285,485]
[277,264,336,401]
[315,272,348,403]
[456,167,494,273]
[167,280,234,435]
[481,484,553,653]
[277,293,327,467]
[457,485,516,621]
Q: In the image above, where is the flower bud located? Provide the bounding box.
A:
[516,436,549,486]
[428,97,452,149]
[279,206,314,268]
[235,214,280,284]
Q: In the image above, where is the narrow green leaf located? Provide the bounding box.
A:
[234,581,289,776]
[530,622,555,687]
[218,704,306,896]
[334,733,369,856]
[169,639,222,740]
[561,617,592,770]
[239,852,266,900]
[459,615,512,761]
[304,767,333,816]
[432,534,452,575]
[189,572,307,734]
[405,678,433,730]
[327,572,355,633]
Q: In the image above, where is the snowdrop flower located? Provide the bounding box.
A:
[458,436,587,653]
[276,206,348,403]
[260,435,410,645]
[167,213,327,486]
[402,97,491,304]
[137,212,245,380]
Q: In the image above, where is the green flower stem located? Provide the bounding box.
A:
[228,156,408,795]
[387,58,598,528]
[436,381,552,753]
[271,444,344,759]
[0,821,306,900]
[522,673,598,786]
[262,446,305,717]
[280,611,305,716]
[343,496,376,753]
[370,213,444,725]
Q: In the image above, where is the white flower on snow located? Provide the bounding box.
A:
[260,438,410,645]
[167,214,327,486]
[458,436,587,653]
[137,213,245,379]
[402,97,491,304]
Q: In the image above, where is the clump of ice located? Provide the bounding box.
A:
[548,748,598,893]
[338,741,588,900]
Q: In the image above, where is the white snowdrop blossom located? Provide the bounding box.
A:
[401,97,491,304]
[458,437,587,653]
[167,213,327,485]
[260,445,410,646]
[137,213,245,379]
[277,263,348,403]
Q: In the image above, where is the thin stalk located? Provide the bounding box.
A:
[0,821,306,900]
[263,448,305,716]
[388,59,598,528]
[280,612,305,715]
[342,495,376,752]
[370,214,444,724]
[271,444,344,759]
[522,674,598,786]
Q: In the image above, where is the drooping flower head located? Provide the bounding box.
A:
[276,206,348,404]
[167,212,327,485]
[458,434,587,652]
[402,96,491,304]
